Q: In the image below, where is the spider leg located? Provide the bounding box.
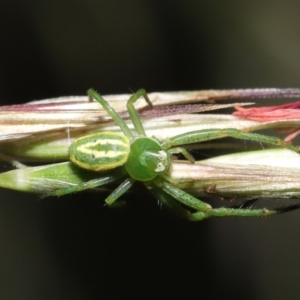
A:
[150,184,192,219]
[150,185,213,221]
[45,168,127,197]
[154,178,212,212]
[189,207,277,221]
[161,128,299,153]
[167,147,195,163]
[153,178,280,221]
[88,89,133,139]
[105,177,136,207]
[126,89,152,136]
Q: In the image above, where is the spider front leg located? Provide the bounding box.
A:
[153,178,212,212]
[189,206,277,221]
[150,184,209,220]
[153,178,278,221]
[161,128,299,153]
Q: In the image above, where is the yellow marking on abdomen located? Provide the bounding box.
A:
[77,138,129,158]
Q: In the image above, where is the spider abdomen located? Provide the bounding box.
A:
[69,132,130,171]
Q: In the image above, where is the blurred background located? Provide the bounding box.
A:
[1,1,300,299]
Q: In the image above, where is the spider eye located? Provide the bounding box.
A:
[154,151,169,172]
[158,150,168,161]
[155,162,165,173]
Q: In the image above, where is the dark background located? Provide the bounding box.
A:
[1,1,300,299]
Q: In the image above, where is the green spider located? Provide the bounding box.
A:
[52,89,299,221]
